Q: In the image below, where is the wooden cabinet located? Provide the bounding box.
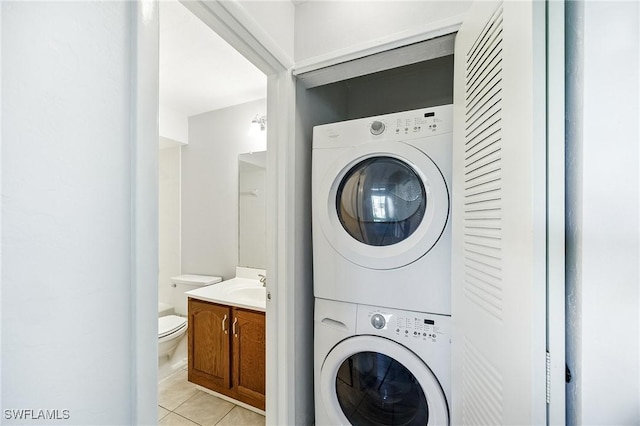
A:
[188,298,265,410]
[233,309,266,404]
[188,300,232,390]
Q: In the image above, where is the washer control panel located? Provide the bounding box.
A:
[356,304,450,347]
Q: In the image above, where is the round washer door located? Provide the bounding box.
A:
[318,140,449,270]
[320,335,449,426]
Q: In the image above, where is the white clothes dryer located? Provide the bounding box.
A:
[314,297,451,426]
[312,105,452,315]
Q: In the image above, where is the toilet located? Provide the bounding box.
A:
[158,314,188,358]
[158,274,222,360]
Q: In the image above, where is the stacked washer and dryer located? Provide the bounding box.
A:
[312,105,453,425]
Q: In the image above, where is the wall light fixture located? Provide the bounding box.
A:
[250,115,267,135]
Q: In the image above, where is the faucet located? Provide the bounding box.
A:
[258,274,266,287]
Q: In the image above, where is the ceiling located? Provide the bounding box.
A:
[159,0,267,118]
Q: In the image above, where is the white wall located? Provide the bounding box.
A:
[181,99,267,280]
[1,2,155,424]
[293,0,471,64]
[566,1,640,424]
[160,104,188,145]
[240,1,294,62]
[159,147,182,306]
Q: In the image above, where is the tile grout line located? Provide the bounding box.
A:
[158,369,264,425]
[174,411,202,426]
[213,406,236,426]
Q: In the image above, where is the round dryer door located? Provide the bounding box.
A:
[320,335,449,425]
[337,156,426,246]
[318,140,449,269]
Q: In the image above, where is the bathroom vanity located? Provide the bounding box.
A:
[185,272,267,411]
[188,298,265,410]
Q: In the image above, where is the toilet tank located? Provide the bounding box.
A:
[170,274,222,315]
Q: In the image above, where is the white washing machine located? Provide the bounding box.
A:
[312,105,452,315]
[314,298,451,425]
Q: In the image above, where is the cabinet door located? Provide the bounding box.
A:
[232,309,266,409]
[188,299,232,389]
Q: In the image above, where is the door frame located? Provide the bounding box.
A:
[176,2,295,424]
[546,1,566,423]
[292,1,564,423]
[132,2,160,423]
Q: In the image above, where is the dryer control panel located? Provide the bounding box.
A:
[391,111,447,138]
[312,104,453,149]
[355,303,451,355]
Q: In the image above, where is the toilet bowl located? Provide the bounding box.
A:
[158,314,188,359]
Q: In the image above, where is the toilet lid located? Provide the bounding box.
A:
[158,315,187,338]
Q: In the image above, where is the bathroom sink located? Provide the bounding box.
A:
[185,275,267,312]
[226,286,266,305]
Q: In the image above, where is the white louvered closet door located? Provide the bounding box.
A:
[451,1,548,425]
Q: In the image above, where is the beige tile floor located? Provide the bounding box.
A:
[158,369,265,426]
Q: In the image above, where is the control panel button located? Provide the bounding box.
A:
[370,120,385,135]
[371,313,386,329]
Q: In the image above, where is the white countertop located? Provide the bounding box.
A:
[185,277,266,312]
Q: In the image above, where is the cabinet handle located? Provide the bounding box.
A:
[232,317,238,337]
[222,314,228,335]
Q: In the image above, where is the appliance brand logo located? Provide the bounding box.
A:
[326,128,340,139]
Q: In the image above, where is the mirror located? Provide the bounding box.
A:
[238,151,267,269]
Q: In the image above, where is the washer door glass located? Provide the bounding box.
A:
[336,351,428,425]
[337,157,426,246]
